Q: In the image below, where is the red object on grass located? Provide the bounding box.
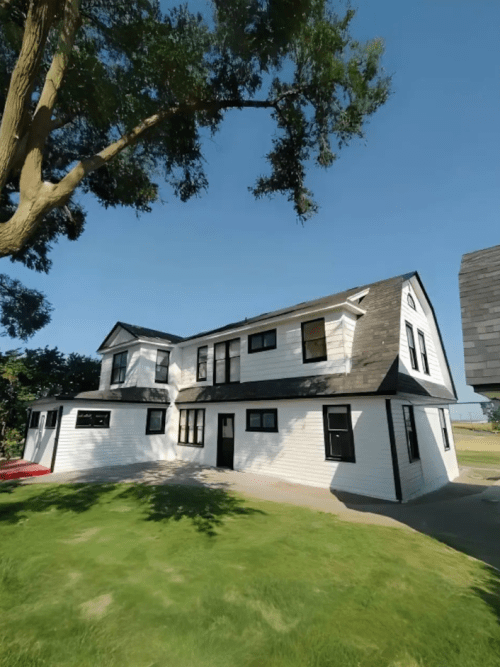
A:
[0,459,51,481]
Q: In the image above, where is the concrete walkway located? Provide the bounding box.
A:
[17,460,500,571]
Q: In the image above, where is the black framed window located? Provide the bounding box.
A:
[439,408,450,451]
[403,405,420,461]
[146,408,166,435]
[29,411,40,429]
[46,410,58,429]
[155,350,170,383]
[111,351,128,384]
[417,330,430,375]
[178,409,205,446]
[75,410,111,429]
[197,346,208,381]
[322,405,355,462]
[405,323,419,371]
[407,294,416,310]
[302,318,327,363]
[246,409,278,432]
[248,329,277,354]
[214,339,240,385]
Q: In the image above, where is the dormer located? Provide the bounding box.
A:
[97,322,184,391]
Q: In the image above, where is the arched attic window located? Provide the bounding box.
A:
[407,294,416,310]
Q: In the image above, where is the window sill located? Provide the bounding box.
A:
[146,430,165,435]
[325,457,355,463]
[154,381,169,384]
[248,346,277,354]
[246,428,279,433]
[303,356,327,364]
[178,442,204,448]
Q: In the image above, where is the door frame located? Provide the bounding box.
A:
[217,413,235,469]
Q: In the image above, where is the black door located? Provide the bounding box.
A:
[217,414,234,469]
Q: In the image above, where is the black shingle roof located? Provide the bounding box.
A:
[97,322,183,351]
[31,387,170,405]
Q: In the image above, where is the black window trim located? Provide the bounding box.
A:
[248,329,277,354]
[75,410,111,429]
[46,410,58,429]
[146,407,167,435]
[322,404,356,463]
[196,345,208,382]
[213,338,240,385]
[246,408,278,433]
[178,408,205,447]
[403,405,420,462]
[111,350,128,384]
[301,317,328,364]
[154,349,170,384]
[439,407,450,451]
[417,329,430,375]
[29,411,40,429]
[405,321,419,371]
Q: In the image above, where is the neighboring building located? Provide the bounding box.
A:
[460,244,500,398]
[23,272,459,502]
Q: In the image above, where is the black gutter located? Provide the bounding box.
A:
[50,405,64,472]
[385,399,402,503]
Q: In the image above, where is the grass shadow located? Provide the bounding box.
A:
[471,565,500,629]
[0,483,118,524]
[0,480,22,494]
[117,484,266,537]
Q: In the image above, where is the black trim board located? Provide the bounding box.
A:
[21,408,32,459]
[385,399,402,502]
[50,405,64,472]
[176,390,398,405]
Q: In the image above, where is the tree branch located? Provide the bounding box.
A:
[20,0,81,199]
[0,0,59,193]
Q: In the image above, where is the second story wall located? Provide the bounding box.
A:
[180,309,357,388]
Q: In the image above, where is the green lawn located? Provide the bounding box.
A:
[456,450,500,468]
[1,482,500,667]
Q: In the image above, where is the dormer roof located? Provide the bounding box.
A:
[97,321,183,352]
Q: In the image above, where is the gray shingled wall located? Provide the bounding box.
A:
[459,244,500,388]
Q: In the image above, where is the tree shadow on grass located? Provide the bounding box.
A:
[0,480,22,494]
[0,483,118,524]
[117,484,266,537]
[471,565,500,629]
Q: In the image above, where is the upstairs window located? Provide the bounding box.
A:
[439,408,450,451]
[248,329,277,354]
[155,350,170,383]
[417,330,430,375]
[76,410,110,429]
[403,405,420,461]
[46,410,58,429]
[197,346,208,382]
[214,339,240,384]
[111,351,127,384]
[302,318,327,363]
[246,409,278,432]
[407,294,416,310]
[405,323,419,371]
[29,411,40,429]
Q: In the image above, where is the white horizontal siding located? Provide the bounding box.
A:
[175,398,397,501]
[180,311,354,388]
[53,402,176,473]
[399,282,445,384]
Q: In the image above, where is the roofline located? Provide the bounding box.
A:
[97,321,184,352]
[407,271,458,401]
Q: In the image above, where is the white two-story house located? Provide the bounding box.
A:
[23,271,459,502]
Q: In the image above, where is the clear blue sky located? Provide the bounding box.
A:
[3,0,499,414]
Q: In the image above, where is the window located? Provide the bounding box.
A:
[214,339,240,384]
[302,318,327,363]
[417,330,430,375]
[403,405,420,461]
[46,410,58,429]
[248,329,277,354]
[29,411,40,429]
[146,408,166,434]
[246,409,278,432]
[111,351,127,384]
[75,410,110,428]
[407,293,416,310]
[405,323,419,371]
[439,408,450,451]
[197,346,208,381]
[178,409,205,446]
[322,405,355,462]
[155,350,170,383]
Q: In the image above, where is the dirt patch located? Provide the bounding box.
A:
[63,527,101,544]
[80,593,112,619]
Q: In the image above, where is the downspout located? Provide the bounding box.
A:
[50,405,64,472]
[385,399,403,502]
